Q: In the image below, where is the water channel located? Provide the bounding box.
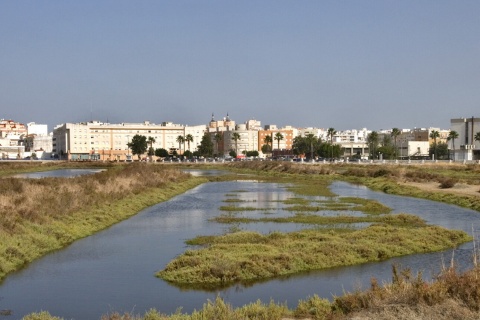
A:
[1,170,479,319]
[11,169,105,179]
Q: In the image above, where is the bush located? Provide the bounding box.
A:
[439,178,457,189]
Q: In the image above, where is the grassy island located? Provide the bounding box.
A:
[158,223,470,287]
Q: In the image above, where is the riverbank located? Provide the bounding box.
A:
[0,162,207,282]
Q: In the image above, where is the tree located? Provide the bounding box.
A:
[147,147,155,157]
[183,150,193,159]
[430,142,449,160]
[213,133,222,155]
[246,150,259,157]
[367,131,379,159]
[155,148,169,158]
[475,132,480,143]
[147,136,156,158]
[447,130,459,161]
[261,144,272,155]
[263,135,273,156]
[292,135,308,156]
[429,130,440,160]
[231,132,241,155]
[229,150,237,158]
[390,128,401,159]
[305,133,317,160]
[198,133,214,157]
[127,134,148,160]
[176,135,185,154]
[185,134,194,151]
[327,128,336,159]
[274,132,284,150]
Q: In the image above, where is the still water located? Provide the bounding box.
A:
[11,169,105,179]
[1,173,479,319]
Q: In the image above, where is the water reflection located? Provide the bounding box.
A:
[11,168,105,179]
[0,178,478,319]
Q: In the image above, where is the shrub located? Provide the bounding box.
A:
[439,178,457,189]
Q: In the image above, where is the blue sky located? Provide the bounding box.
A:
[1,1,479,131]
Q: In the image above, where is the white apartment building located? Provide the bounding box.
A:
[450,117,480,161]
[53,120,206,161]
[223,124,259,156]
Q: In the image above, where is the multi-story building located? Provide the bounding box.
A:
[335,128,370,159]
[223,124,259,156]
[53,120,205,161]
[0,119,27,138]
[258,125,294,153]
[450,117,480,161]
[24,123,52,159]
[0,119,27,159]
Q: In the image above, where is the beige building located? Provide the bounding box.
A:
[53,120,205,161]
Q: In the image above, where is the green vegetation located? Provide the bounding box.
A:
[0,162,206,281]
[212,212,424,226]
[157,225,470,287]
[219,205,261,211]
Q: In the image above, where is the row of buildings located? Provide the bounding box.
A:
[1,115,479,161]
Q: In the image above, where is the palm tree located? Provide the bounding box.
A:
[185,134,194,151]
[390,128,401,159]
[176,135,185,155]
[147,136,156,158]
[429,130,440,160]
[305,133,316,160]
[274,132,284,151]
[327,128,336,159]
[213,133,222,155]
[447,130,459,161]
[231,132,241,155]
[367,131,379,159]
[263,134,273,156]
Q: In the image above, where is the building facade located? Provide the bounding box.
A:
[52,120,205,161]
[450,117,480,161]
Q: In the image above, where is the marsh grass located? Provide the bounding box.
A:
[219,206,264,212]
[157,224,470,286]
[282,197,311,205]
[212,212,426,226]
[0,163,206,281]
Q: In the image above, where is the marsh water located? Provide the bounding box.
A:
[11,168,105,179]
[1,170,479,319]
